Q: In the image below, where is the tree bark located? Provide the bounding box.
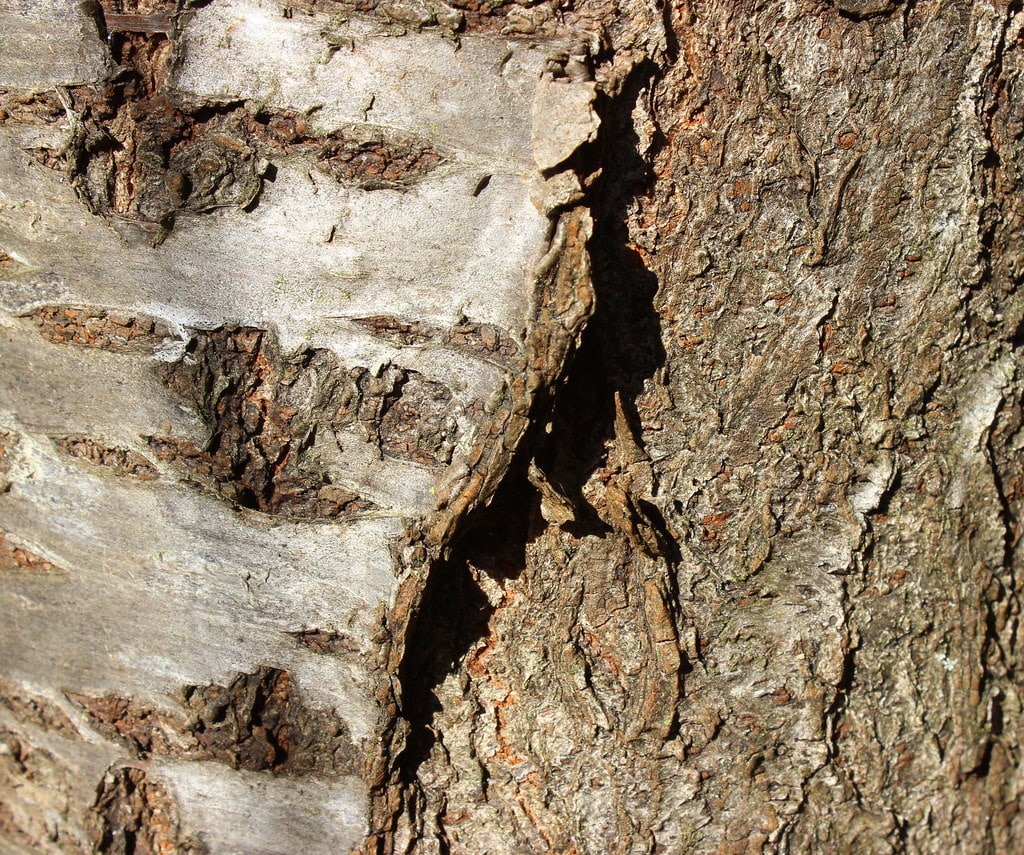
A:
[2,0,1024,853]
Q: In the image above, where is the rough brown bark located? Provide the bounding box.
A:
[3,0,1024,853]
[372,0,1024,852]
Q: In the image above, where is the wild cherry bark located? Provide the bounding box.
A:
[2,0,1024,853]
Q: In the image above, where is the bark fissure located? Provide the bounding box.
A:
[367,53,674,853]
[6,0,1024,851]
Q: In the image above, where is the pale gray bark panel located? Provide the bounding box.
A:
[0,0,599,847]
[0,0,108,90]
[174,1,546,165]
[156,762,366,855]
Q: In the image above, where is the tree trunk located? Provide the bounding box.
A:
[2,0,1023,853]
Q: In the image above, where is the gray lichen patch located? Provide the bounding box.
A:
[351,365,461,465]
[0,0,599,849]
[30,306,173,352]
[378,374,457,465]
[530,77,600,173]
[173,1,550,165]
[154,762,367,855]
[0,437,396,741]
[227,0,546,36]
[0,1,108,92]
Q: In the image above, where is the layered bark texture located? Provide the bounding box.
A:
[2,0,1024,853]
[0,0,598,850]
[372,0,1024,852]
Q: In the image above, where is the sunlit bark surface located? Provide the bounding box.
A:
[3,0,1024,853]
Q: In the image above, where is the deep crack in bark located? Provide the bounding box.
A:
[366,55,670,855]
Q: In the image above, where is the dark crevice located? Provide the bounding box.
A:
[385,414,547,841]
[373,59,668,852]
[540,61,666,501]
[393,545,496,734]
[824,640,859,763]
[987,417,1018,575]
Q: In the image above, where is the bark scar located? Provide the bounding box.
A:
[367,206,595,852]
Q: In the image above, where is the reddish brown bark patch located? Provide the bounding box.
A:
[97,0,177,36]
[148,429,373,517]
[182,666,360,776]
[31,91,443,235]
[352,316,435,347]
[65,694,192,758]
[97,0,178,16]
[353,314,520,367]
[56,86,264,231]
[90,767,199,855]
[69,668,360,777]
[0,679,78,736]
[348,363,461,465]
[0,90,65,127]
[441,318,520,365]
[156,325,461,514]
[56,436,159,480]
[313,129,445,190]
[253,111,447,190]
[154,327,384,517]
[31,307,172,352]
[0,532,63,574]
[417,0,560,35]
[287,628,364,655]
